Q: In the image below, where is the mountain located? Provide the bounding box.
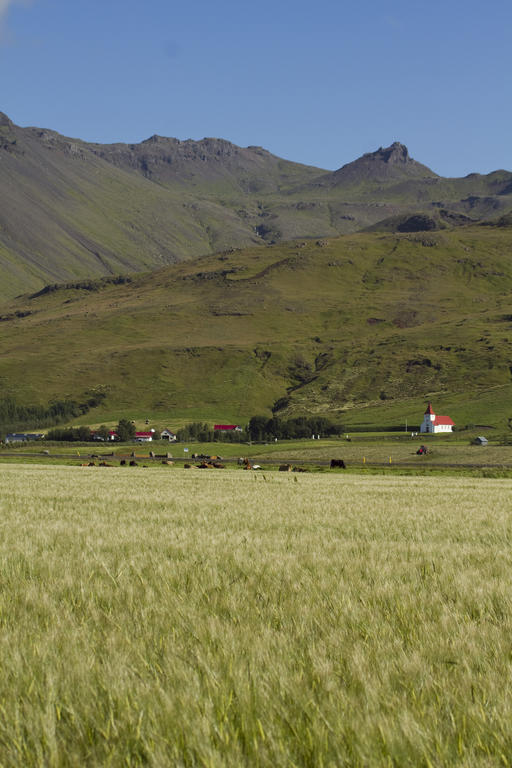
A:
[88,134,320,194]
[316,142,438,187]
[0,112,322,300]
[1,112,512,302]
[1,223,512,431]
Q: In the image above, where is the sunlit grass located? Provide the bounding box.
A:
[1,465,512,765]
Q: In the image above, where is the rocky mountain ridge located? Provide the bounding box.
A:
[1,112,512,301]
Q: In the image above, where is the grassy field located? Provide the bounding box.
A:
[4,435,512,474]
[2,465,512,765]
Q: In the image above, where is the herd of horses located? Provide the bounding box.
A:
[81,456,348,470]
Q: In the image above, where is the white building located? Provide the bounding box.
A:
[420,402,454,434]
[5,432,44,444]
[160,429,177,442]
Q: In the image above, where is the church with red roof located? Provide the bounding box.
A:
[420,402,455,434]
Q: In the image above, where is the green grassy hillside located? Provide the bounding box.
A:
[2,113,512,301]
[2,223,512,431]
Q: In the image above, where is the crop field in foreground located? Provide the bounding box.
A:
[1,466,512,766]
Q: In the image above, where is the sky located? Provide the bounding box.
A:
[0,0,511,176]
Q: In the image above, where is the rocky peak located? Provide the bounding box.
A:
[373,142,410,164]
[0,111,19,152]
[326,141,437,186]
[142,134,175,145]
[0,112,13,127]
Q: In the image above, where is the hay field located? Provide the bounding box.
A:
[1,465,512,766]
[249,440,512,468]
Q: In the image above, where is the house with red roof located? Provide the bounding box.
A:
[135,430,155,442]
[214,425,243,432]
[420,402,455,434]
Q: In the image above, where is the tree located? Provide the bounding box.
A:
[248,415,268,441]
[96,425,110,441]
[116,419,136,442]
[77,425,92,442]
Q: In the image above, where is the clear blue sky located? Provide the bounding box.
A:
[1,0,511,176]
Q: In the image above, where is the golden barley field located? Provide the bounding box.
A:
[1,464,512,766]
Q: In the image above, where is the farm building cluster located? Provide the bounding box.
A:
[4,428,178,444]
[3,409,459,444]
[4,424,244,444]
[2,408,461,444]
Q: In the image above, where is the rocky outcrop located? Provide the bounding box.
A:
[317,142,438,187]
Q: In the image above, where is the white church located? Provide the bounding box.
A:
[420,402,455,434]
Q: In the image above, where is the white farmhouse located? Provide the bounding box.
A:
[134,430,154,442]
[420,402,455,434]
[160,429,177,442]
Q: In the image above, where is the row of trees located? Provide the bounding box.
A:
[46,419,135,443]
[177,416,342,443]
[46,426,100,442]
[247,415,341,441]
[26,415,342,444]
[0,391,107,432]
[176,423,246,443]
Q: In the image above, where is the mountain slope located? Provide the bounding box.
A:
[2,112,512,301]
[2,223,512,430]
[1,112,298,298]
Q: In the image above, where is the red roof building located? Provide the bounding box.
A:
[135,431,154,441]
[214,425,242,431]
[420,403,454,434]
[435,415,455,426]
